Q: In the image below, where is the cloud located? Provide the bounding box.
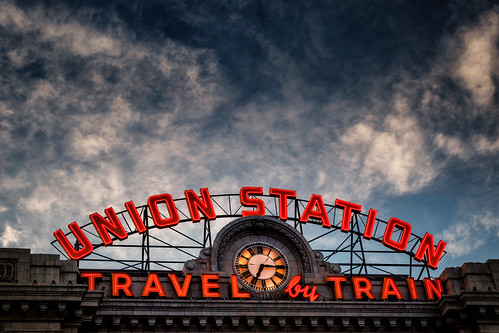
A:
[434,132,499,160]
[68,96,137,161]
[474,135,499,154]
[434,133,471,159]
[0,0,498,265]
[441,222,485,258]
[336,96,436,198]
[0,1,121,57]
[440,211,499,257]
[454,9,499,107]
[0,225,23,247]
[0,1,227,252]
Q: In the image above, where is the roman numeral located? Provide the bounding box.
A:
[248,248,255,255]
[242,271,252,279]
[275,272,284,279]
[257,246,263,253]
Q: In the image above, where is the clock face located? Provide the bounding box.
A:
[234,242,289,292]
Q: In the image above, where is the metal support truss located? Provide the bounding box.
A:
[51,193,446,278]
[141,206,150,273]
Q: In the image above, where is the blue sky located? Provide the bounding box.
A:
[0,0,498,275]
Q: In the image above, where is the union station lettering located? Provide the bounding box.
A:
[53,186,447,269]
[3,187,497,332]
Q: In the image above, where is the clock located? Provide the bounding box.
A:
[234,242,290,292]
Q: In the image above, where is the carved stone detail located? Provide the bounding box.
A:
[213,216,314,273]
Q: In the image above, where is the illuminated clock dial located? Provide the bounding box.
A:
[234,242,289,292]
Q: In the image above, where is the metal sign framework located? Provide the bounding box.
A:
[51,193,446,279]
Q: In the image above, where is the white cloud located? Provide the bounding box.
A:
[23,185,60,213]
[69,97,137,161]
[337,97,436,197]
[434,133,471,159]
[434,132,499,160]
[0,225,23,247]
[0,103,15,146]
[42,23,121,57]
[18,164,126,215]
[441,221,485,257]
[440,211,499,257]
[454,9,499,107]
[0,2,29,29]
[26,81,58,105]
[0,0,226,236]
[473,135,499,154]
[0,171,30,191]
[0,1,121,57]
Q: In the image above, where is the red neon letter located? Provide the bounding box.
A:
[303,286,319,301]
[423,278,443,300]
[326,276,347,299]
[89,207,128,246]
[81,272,102,291]
[185,188,216,222]
[112,273,133,296]
[335,199,362,232]
[53,222,93,260]
[201,274,220,298]
[283,275,319,301]
[269,188,296,220]
[352,277,375,299]
[284,275,302,298]
[168,273,192,297]
[240,187,265,217]
[382,217,412,252]
[407,277,419,300]
[299,194,331,228]
[142,273,166,297]
[381,277,403,299]
[230,274,250,298]
[148,193,180,228]
[363,209,377,239]
[414,233,447,269]
[124,201,147,234]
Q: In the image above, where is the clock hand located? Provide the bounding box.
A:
[255,264,265,279]
[262,264,286,269]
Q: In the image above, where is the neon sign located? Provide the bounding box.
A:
[53,186,447,269]
[80,272,444,301]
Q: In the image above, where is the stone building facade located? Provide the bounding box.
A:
[1,217,498,332]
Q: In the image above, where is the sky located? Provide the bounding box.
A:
[0,0,498,275]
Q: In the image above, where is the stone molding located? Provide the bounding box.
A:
[212,216,316,273]
[1,248,499,332]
